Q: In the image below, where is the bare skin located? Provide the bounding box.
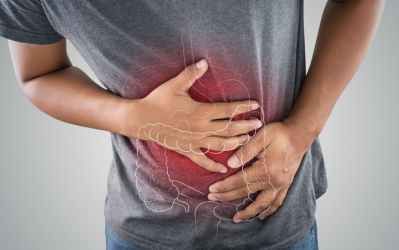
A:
[207,0,385,223]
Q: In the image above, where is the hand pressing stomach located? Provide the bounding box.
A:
[122,59,263,215]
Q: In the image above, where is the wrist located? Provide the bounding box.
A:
[116,97,143,138]
[284,111,324,136]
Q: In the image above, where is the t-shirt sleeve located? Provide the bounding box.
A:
[0,0,64,45]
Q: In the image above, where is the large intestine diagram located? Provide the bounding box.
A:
[122,32,274,237]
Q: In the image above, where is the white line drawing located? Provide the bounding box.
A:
[121,29,276,239]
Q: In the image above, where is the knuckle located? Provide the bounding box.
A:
[238,188,250,198]
[178,68,194,83]
[226,104,235,118]
[194,104,211,119]
[255,132,266,143]
[256,182,265,191]
[244,121,254,132]
[241,145,251,158]
[256,204,266,213]
[261,202,270,209]
[192,108,206,120]
[260,170,271,182]
[267,165,278,177]
[215,141,225,152]
[273,176,284,186]
[226,124,236,137]
[185,67,193,77]
[234,177,246,188]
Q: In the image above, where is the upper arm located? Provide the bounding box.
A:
[8,38,72,86]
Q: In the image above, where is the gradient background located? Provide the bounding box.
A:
[0,1,398,249]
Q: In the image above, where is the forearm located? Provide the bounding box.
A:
[21,66,138,137]
[285,0,385,140]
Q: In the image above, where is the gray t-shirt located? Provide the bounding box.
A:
[0,1,328,249]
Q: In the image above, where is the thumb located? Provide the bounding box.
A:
[173,59,209,92]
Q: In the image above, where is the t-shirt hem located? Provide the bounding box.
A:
[105,218,167,250]
[0,23,64,45]
[315,186,328,200]
[266,218,315,250]
[105,216,316,250]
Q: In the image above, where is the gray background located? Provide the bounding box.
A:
[0,1,397,249]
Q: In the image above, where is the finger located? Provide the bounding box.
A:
[173,59,209,92]
[195,101,260,120]
[208,119,262,137]
[158,133,249,153]
[232,189,277,223]
[208,161,269,192]
[227,127,269,168]
[159,126,206,141]
[149,130,227,173]
[152,130,248,153]
[199,134,249,152]
[258,189,288,220]
[207,182,264,202]
[185,150,228,173]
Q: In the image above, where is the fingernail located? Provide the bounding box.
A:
[250,119,262,129]
[208,196,217,201]
[255,120,263,128]
[234,219,242,223]
[195,59,206,69]
[209,184,219,192]
[220,169,227,173]
[227,155,239,168]
[252,104,259,110]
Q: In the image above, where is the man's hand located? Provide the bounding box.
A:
[207,118,315,223]
[124,59,261,173]
[205,0,384,224]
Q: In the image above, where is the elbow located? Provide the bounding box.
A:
[18,65,72,108]
[17,65,69,89]
[18,74,45,105]
[17,76,33,92]
[20,77,43,107]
